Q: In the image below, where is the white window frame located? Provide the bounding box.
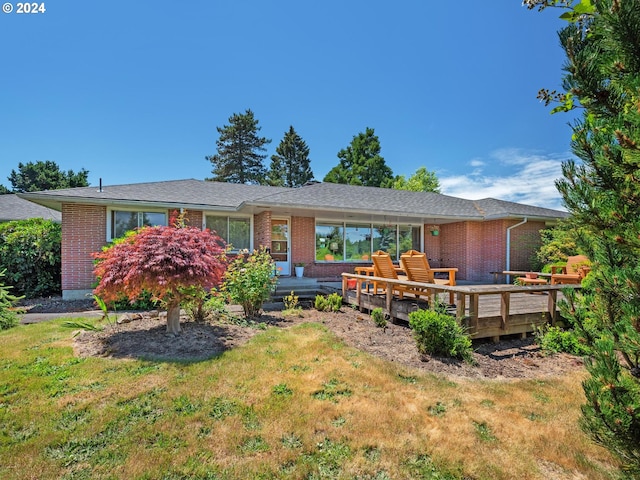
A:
[203,213,254,252]
[106,207,168,241]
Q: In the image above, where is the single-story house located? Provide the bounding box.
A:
[0,193,61,223]
[18,179,569,300]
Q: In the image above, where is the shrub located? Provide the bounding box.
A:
[534,324,591,356]
[0,270,22,330]
[222,247,275,318]
[409,309,474,363]
[0,219,61,298]
[282,291,303,317]
[371,308,387,329]
[314,293,342,312]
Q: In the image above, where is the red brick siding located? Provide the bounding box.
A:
[184,210,203,228]
[62,204,107,291]
[423,228,441,267]
[290,216,314,265]
[253,211,271,250]
[509,220,545,271]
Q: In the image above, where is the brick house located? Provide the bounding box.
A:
[19,179,568,300]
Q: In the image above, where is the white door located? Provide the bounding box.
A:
[271,218,290,276]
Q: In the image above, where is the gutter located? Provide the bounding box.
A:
[505,217,528,283]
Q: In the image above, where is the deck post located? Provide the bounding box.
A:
[385,284,393,319]
[469,294,479,332]
[356,279,363,311]
[500,292,510,330]
[548,289,558,325]
[456,292,466,320]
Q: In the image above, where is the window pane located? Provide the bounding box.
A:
[229,217,250,250]
[373,224,397,259]
[142,212,166,228]
[399,225,420,254]
[206,216,228,240]
[113,211,139,239]
[345,224,371,262]
[316,223,344,261]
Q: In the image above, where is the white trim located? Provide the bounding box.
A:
[203,212,254,252]
[106,207,168,241]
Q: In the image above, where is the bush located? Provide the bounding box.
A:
[409,309,473,363]
[222,247,275,318]
[371,308,387,329]
[534,325,591,356]
[0,270,22,330]
[314,293,342,312]
[0,219,61,298]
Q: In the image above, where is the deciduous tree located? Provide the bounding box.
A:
[206,109,271,184]
[93,212,228,335]
[528,0,640,473]
[392,166,440,193]
[324,128,394,187]
[267,126,314,187]
[7,160,89,192]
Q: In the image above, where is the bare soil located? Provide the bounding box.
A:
[23,297,584,380]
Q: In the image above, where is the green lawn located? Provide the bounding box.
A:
[0,316,620,479]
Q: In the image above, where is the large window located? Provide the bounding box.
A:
[316,221,421,262]
[205,215,250,251]
[111,210,166,239]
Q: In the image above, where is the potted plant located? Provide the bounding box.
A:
[294,262,305,278]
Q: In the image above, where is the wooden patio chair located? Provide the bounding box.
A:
[400,249,457,304]
[550,254,591,285]
[371,250,427,300]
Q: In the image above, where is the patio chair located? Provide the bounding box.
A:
[550,255,591,285]
[400,250,457,304]
[371,250,427,300]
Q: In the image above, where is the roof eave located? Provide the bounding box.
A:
[17,193,239,213]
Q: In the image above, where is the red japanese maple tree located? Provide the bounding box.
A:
[92,219,227,334]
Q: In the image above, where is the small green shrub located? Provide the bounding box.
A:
[222,247,275,318]
[314,293,343,312]
[534,324,591,356]
[409,309,474,363]
[181,287,228,322]
[282,291,303,317]
[371,308,387,329]
[0,270,22,330]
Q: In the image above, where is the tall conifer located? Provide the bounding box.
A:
[206,109,271,184]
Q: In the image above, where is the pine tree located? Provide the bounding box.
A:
[528,0,640,473]
[267,126,314,187]
[324,127,394,187]
[205,109,271,185]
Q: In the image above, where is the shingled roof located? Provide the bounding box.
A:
[18,179,568,222]
[0,194,61,222]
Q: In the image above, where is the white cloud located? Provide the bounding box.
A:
[440,150,571,210]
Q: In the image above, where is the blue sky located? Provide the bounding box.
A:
[1,1,575,210]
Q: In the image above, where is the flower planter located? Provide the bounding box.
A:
[295,266,304,278]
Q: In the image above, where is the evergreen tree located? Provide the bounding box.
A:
[528,0,640,473]
[324,127,394,187]
[0,185,10,195]
[7,161,89,192]
[206,109,271,185]
[392,166,441,193]
[267,126,314,187]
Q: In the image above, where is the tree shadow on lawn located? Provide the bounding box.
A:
[73,313,288,362]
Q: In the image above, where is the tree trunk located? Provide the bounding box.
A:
[166,303,182,335]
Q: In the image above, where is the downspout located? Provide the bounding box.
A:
[505,217,528,284]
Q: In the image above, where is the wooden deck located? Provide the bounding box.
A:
[341,273,581,341]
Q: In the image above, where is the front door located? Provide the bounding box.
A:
[271,218,290,275]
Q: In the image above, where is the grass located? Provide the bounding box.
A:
[0,316,622,479]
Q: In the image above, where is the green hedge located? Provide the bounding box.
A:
[0,218,61,298]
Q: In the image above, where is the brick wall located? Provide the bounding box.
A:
[253,211,271,250]
[184,209,203,228]
[61,203,107,297]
